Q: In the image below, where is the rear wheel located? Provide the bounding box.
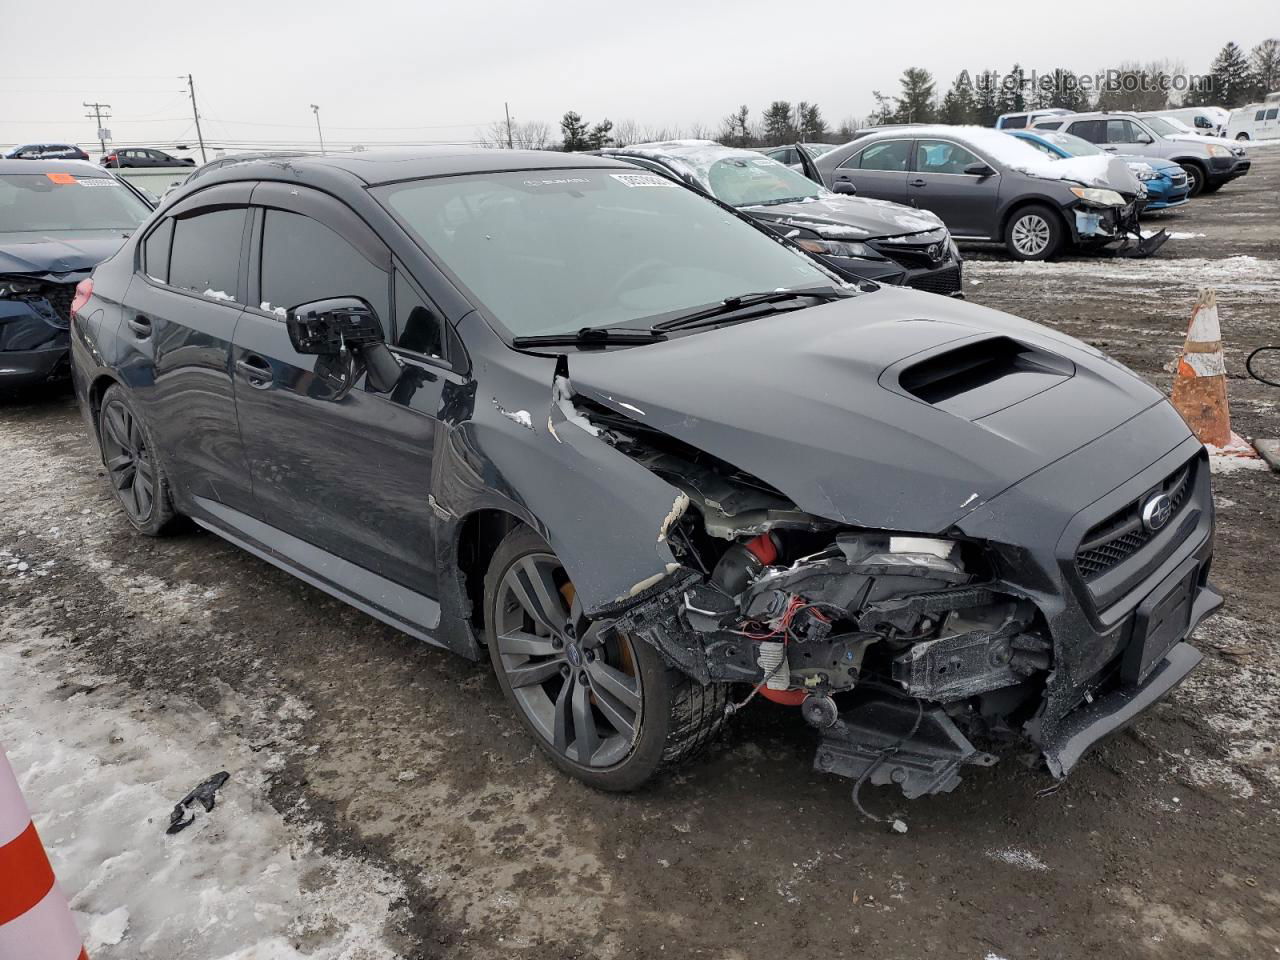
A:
[1235,133,1250,141]
[1004,205,1062,261]
[484,526,726,791]
[98,385,179,536]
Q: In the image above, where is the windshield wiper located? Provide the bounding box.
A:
[511,325,668,348]
[749,195,819,207]
[652,285,853,332]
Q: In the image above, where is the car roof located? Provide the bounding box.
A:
[0,158,108,174]
[191,148,638,189]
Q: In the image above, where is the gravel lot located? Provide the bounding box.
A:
[2,150,1279,960]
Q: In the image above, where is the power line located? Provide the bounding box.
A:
[83,101,111,154]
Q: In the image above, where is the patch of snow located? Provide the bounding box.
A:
[1209,455,1269,474]
[202,289,236,302]
[985,847,1050,872]
[0,627,404,960]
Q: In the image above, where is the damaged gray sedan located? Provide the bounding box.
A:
[72,150,1221,800]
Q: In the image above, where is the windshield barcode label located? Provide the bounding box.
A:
[610,173,673,188]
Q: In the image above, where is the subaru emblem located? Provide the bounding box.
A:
[1141,493,1173,532]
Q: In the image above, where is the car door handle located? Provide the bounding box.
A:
[126,316,152,338]
[236,355,272,387]
[909,178,927,186]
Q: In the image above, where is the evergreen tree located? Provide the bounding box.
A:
[560,111,590,151]
[939,71,977,124]
[894,68,936,123]
[1250,39,1280,97]
[762,101,794,142]
[1047,69,1091,111]
[973,70,1001,126]
[1204,42,1255,107]
[999,64,1027,116]
[797,102,828,140]
[587,119,614,149]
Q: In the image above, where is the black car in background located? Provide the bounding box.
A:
[0,159,152,388]
[71,150,1217,801]
[102,147,197,168]
[4,143,91,161]
[603,141,962,295]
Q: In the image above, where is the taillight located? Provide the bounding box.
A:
[70,278,93,319]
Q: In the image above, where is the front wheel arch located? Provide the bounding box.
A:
[1001,201,1068,260]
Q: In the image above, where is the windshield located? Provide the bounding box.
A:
[802,143,837,157]
[1035,131,1105,157]
[705,155,823,206]
[377,169,839,338]
[0,173,151,233]
[1143,117,1181,137]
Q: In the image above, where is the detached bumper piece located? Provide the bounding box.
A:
[815,697,997,799]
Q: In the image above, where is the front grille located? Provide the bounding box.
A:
[1075,462,1193,580]
[906,265,962,296]
[1170,173,1187,186]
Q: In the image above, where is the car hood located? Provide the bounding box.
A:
[739,195,945,240]
[1163,133,1239,151]
[0,232,131,278]
[1116,154,1183,175]
[566,288,1170,533]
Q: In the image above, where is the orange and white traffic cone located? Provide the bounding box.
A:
[0,747,88,960]
[1169,287,1257,457]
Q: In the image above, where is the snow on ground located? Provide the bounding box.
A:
[0,612,404,960]
[967,256,1280,298]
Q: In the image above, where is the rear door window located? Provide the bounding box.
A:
[1067,120,1104,143]
[1267,108,1279,121]
[1036,120,1063,130]
[142,218,174,283]
[1003,115,1027,129]
[855,140,911,171]
[258,209,390,322]
[168,208,247,301]
[1257,110,1267,121]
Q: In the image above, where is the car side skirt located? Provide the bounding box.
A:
[190,495,446,648]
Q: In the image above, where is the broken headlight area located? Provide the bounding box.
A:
[579,396,1054,800]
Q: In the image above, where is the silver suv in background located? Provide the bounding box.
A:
[1030,111,1250,196]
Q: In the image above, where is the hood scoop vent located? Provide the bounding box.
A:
[891,335,1075,420]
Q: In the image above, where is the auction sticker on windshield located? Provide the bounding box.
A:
[610,173,675,188]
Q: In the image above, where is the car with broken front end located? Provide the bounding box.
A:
[1,158,153,389]
[805,126,1163,260]
[70,149,1220,801]
[603,140,963,295]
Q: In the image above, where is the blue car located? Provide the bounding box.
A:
[1008,129,1192,212]
[1,159,153,388]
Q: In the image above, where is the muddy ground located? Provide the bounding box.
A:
[2,151,1279,960]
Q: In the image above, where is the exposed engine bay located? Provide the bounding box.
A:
[575,396,1057,801]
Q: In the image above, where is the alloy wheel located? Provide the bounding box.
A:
[493,552,643,768]
[101,399,156,523]
[1011,214,1051,257]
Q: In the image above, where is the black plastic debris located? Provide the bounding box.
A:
[165,771,230,835]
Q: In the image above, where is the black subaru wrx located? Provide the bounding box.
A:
[71,150,1219,800]
[1,159,152,389]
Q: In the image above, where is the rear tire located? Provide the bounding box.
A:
[1004,204,1063,261]
[484,526,726,791]
[97,385,179,536]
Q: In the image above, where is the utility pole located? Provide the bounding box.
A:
[185,74,207,163]
[504,102,514,149]
[310,104,326,155]
[83,101,111,155]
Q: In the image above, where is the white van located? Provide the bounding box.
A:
[994,108,1073,130]
[1138,107,1228,136]
[1226,98,1280,142]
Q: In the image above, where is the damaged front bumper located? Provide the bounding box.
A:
[0,295,72,387]
[1072,200,1168,258]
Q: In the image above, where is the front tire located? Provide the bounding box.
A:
[98,385,179,536]
[1004,205,1063,261]
[1180,163,1206,197]
[484,526,726,791]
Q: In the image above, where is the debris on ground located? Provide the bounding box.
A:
[165,770,231,834]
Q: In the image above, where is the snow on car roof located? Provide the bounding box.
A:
[604,139,782,188]
[862,124,1121,189]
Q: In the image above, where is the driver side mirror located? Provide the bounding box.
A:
[1137,133,1154,144]
[963,162,995,178]
[832,180,857,195]
[286,297,402,394]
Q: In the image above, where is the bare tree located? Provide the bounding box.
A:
[476,119,553,149]
[687,121,712,140]
[613,118,643,147]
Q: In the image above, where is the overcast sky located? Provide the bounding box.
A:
[2,0,1275,150]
